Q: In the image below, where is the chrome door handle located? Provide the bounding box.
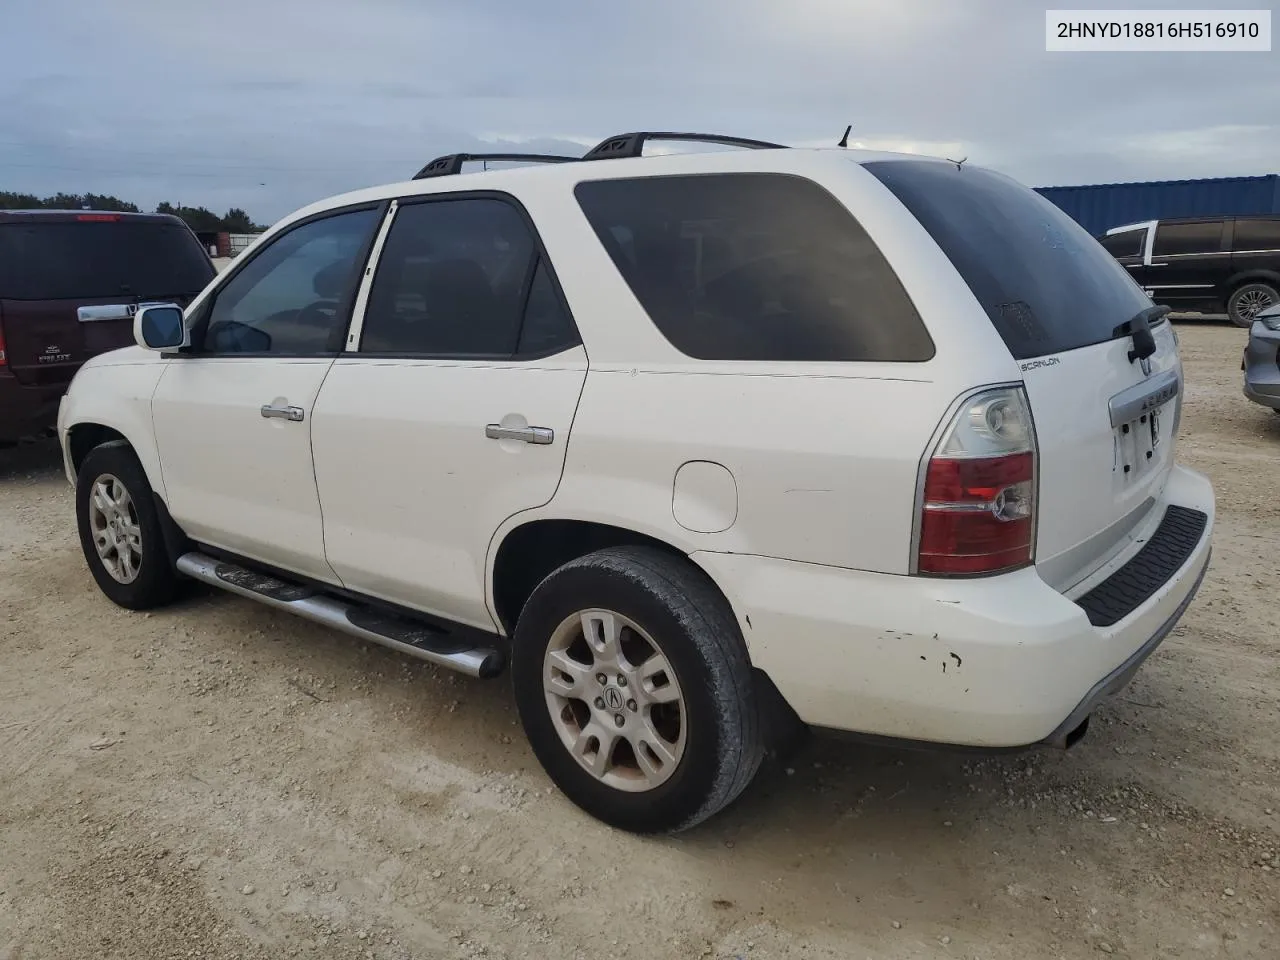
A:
[485,423,553,445]
[261,403,305,422]
[77,303,134,323]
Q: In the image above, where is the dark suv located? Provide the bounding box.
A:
[0,210,215,444]
[1098,215,1280,326]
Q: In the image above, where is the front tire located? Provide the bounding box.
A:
[76,441,179,610]
[1227,282,1278,327]
[512,547,764,833]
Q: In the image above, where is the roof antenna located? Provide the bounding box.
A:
[946,155,968,171]
[837,124,852,148]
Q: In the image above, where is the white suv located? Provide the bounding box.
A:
[58,132,1215,833]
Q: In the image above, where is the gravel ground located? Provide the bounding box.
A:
[1,321,1277,960]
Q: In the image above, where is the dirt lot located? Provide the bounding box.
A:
[2,322,1277,960]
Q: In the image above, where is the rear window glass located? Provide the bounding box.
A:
[864,160,1153,360]
[573,173,934,362]
[1100,229,1144,258]
[0,220,214,300]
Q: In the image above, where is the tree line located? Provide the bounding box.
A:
[0,191,264,233]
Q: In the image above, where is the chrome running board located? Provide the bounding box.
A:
[175,552,503,678]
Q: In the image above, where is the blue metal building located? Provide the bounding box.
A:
[1034,174,1280,237]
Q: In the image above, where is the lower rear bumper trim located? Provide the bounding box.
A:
[1040,547,1211,749]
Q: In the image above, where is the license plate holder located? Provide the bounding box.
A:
[1116,403,1165,479]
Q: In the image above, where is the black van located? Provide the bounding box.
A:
[1098,215,1280,326]
[0,210,215,444]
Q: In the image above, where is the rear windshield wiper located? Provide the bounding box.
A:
[1112,305,1170,364]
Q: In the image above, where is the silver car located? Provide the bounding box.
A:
[1243,303,1280,413]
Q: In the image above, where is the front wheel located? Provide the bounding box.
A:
[512,547,764,833]
[76,441,179,610]
[1227,282,1279,327]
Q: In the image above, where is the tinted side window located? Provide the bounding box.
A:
[202,208,379,355]
[517,258,577,356]
[1235,218,1280,252]
[1152,221,1223,257]
[574,173,934,362]
[360,198,539,356]
[1101,229,1144,258]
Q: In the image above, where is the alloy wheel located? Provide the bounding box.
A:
[542,608,687,792]
[87,473,143,584]
[1238,288,1276,322]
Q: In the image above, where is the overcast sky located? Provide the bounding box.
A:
[2,0,1276,224]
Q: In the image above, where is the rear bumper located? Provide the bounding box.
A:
[693,464,1214,749]
[0,374,64,443]
[1242,323,1280,409]
[1040,546,1209,747]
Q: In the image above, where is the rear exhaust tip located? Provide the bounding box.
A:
[1040,714,1091,750]
[1062,716,1090,749]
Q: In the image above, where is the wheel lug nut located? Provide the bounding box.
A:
[596,673,608,685]
[627,699,637,712]
[614,714,625,727]
[593,697,605,709]
[616,674,627,688]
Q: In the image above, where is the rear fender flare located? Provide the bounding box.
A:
[483,502,750,641]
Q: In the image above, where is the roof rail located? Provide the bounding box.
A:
[582,132,787,162]
[412,152,580,180]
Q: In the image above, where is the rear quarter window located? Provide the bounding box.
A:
[864,160,1153,361]
[573,173,935,362]
[1234,218,1280,252]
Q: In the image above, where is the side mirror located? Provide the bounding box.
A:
[134,303,189,351]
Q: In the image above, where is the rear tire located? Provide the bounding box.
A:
[512,546,764,833]
[76,441,179,610]
[1227,282,1278,327]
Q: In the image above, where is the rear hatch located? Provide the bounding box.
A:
[0,214,214,386]
[866,160,1182,590]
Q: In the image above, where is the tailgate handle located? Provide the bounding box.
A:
[1108,369,1180,428]
[77,304,135,323]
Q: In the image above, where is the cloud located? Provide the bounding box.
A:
[1,0,1276,222]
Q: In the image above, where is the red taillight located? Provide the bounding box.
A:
[76,213,120,222]
[916,387,1037,577]
[919,453,1035,574]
